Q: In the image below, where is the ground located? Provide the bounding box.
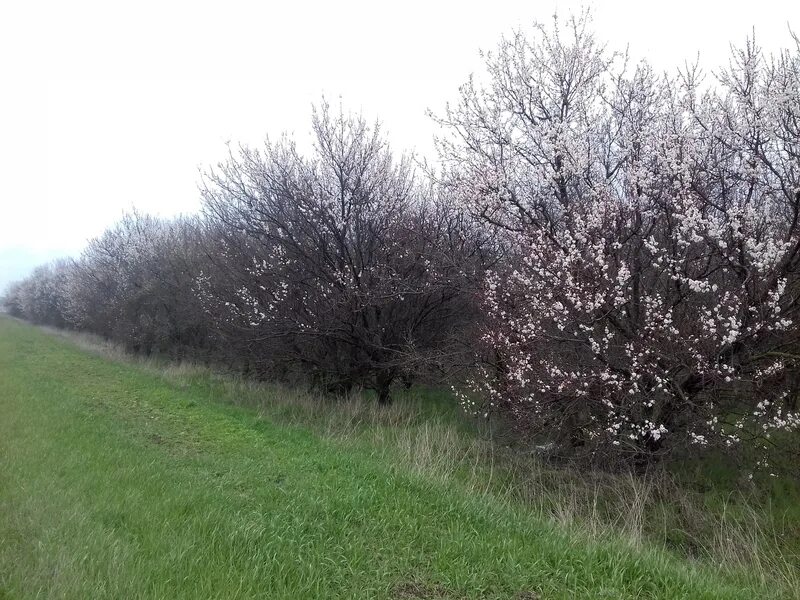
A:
[0,317,795,599]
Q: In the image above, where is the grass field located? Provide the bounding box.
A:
[0,316,797,599]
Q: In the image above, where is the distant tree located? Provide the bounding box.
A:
[3,261,71,327]
[1,281,23,316]
[56,212,211,356]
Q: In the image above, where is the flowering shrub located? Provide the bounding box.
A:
[440,14,800,466]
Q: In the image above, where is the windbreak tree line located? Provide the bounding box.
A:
[7,105,492,404]
[6,14,800,471]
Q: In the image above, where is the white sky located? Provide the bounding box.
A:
[0,0,798,289]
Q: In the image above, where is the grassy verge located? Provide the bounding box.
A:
[0,316,796,598]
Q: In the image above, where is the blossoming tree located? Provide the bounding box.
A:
[199,103,484,403]
[437,13,800,466]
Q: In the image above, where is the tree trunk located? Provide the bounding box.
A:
[376,369,394,405]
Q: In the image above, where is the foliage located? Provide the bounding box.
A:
[436,13,800,467]
[4,13,800,471]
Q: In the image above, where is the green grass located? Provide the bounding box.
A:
[0,316,796,599]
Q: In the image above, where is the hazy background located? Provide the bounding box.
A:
[1,0,798,291]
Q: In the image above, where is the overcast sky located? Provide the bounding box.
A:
[1,0,798,290]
